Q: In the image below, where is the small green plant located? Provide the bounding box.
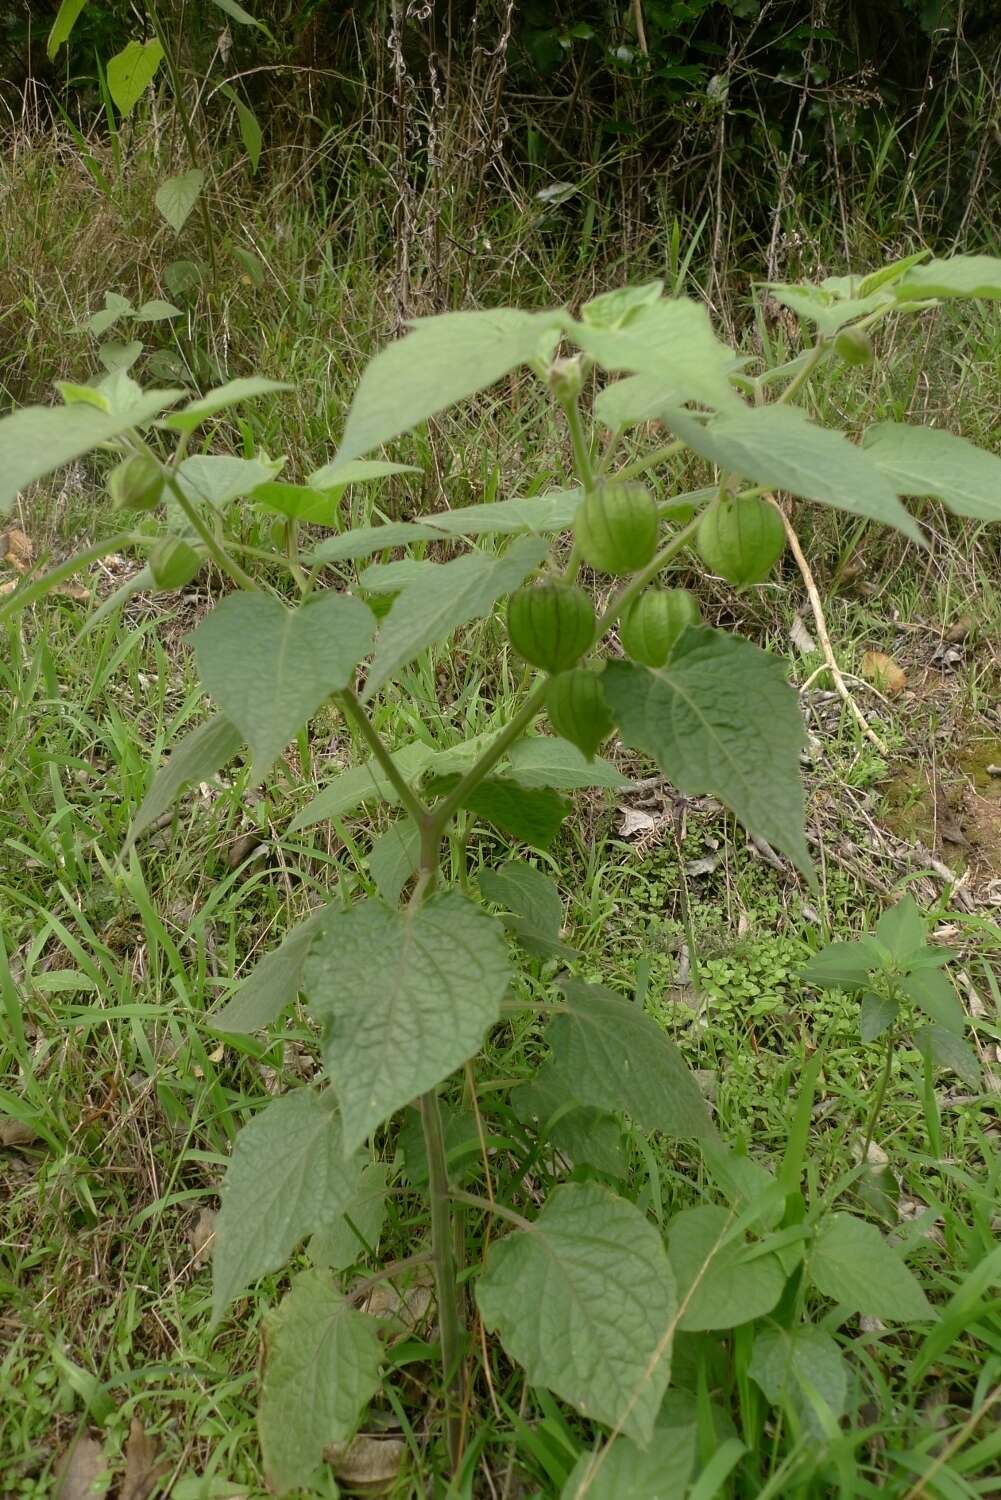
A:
[4,252,1001,1493]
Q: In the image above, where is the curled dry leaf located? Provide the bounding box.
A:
[361,1267,433,1333]
[617,806,658,839]
[789,612,816,655]
[189,1207,217,1269]
[54,1433,108,1500]
[120,1417,168,1500]
[324,1434,405,1493]
[861,650,906,695]
[2,527,33,572]
[1,1116,41,1147]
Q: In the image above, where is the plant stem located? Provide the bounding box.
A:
[596,514,702,632]
[427,683,547,838]
[336,689,430,827]
[562,399,595,489]
[419,1088,466,1472]
[616,439,686,481]
[147,1,218,285]
[862,1031,896,1160]
[160,471,260,591]
[774,339,826,406]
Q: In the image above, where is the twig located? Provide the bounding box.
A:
[769,497,889,754]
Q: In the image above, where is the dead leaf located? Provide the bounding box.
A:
[226,832,264,870]
[325,1434,405,1492]
[945,614,973,644]
[1,1116,40,1147]
[616,807,657,839]
[789,613,816,655]
[54,1433,108,1500]
[0,577,89,602]
[120,1417,167,1500]
[189,1208,217,1269]
[2,528,33,572]
[684,856,716,878]
[861,650,906,696]
[361,1267,433,1331]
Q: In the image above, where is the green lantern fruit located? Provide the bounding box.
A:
[150,536,201,590]
[620,588,700,667]
[506,581,595,673]
[834,327,874,367]
[108,453,165,511]
[696,496,785,586]
[575,482,658,575]
[546,668,614,760]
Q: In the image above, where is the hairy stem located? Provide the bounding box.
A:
[450,1188,534,1232]
[863,1030,896,1160]
[427,683,547,838]
[336,689,430,827]
[419,1088,466,1472]
[562,398,596,489]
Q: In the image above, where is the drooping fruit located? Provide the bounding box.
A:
[834,326,874,367]
[620,588,700,667]
[108,453,165,511]
[150,536,201,590]
[574,482,658,575]
[546,668,614,760]
[506,581,595,673]
[696,496,785,586]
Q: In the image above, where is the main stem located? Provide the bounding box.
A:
[419,1087,466,1472]
[862,1030,896,1160]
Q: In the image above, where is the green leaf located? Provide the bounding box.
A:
[304,893,511,1152]
[155,168,205,234]
[568,298,741,412]
[802,941,876,989]
[764,282,891,334]
[398,1102,479,1187]
[477,1181,677,1444]
[479,860,575,959]
[210,907,329,1034]
[124,713,243,852]
[700,1138,781,1224]
[430,775,570,851]
[83,289,134,336]
[548,981,712,1138]
[250,482,337,525]
[857,251,931,296]
[0,389,184,516]
[862,422,1001,521]
[212,1090,364,1320]
[338,308,562,463]
[748,1326,848,1436]
[367,819,421,905]
[134,298,182,323]
[258,1270,382,1494]
[163,377,291,432]
[505,735,629,790]
[602,631,810,875]
[209,0,277,42]
[106,39,164,116]
[666,405,921,541]
[192,591,376,782]
[594,373,687,430]
[218,83,262,172]
[363,535,546,699]
[809,1213,935,1321]
[900,965,964,1035]
[561,1417,696,1499]
[289,741,436,833]
[894,255,1001,301]
[359,559,438,594]
[47,0,88,58]
[860,992,899,1043]
[98,339,143,375]
[308,490,582,565]
[915,1024,980,1085]
[307,457,421,492]
[580,281,665,329]
[874,894,926,960]
[171,455,283,519]
[512,1066,626,1178]
[310,1162,390,1271]
[667,1205,787,1331]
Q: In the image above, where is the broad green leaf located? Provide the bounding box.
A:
[47,0,88,58]
[163,376,291,432]
[568,298,741,412]
[307,457,421,492]
[83,289,134,336]
[106,39,164,116]
[98,339,143,374]
[171,455,283,519]
[304,893,511,1152]
[560,1417,696,1499]
[478,1182,676,1444]
[748,1326,848,1436]
[505,735,629,790]
[125,713,243,851]
[580,281,665,329]
[430,775,570,851]
[512,1066,626,1178]
[915,1024,980,1085]
[156,168,205,234]
[594,373,685,431]
[134,298,182,323]
[55,382,109,411]
[367,819,421,905]
[765,282,891,334]
[479,860,575,959]
[860,992,899,1043]
[874,895,926,961]
[894,254,1001,301]
[901,966,964,1034]
[809,1213,935,1321]
[548,981,712,1138]
[192,591,376,781]
[0,389,184,517]
[602,631,810,875]
[666,404,921,541]
[210,907,329,1034]
[218,83,262,172]
[338,308,562,464]
[258,1271,382,1494]
[862,422,1001,522]
[359,559,438,594]
[801,941,875,989]
[857,251,931,296]
[308,490,582,565]
[212,1090,363,1320]
[250,482,338,525]
[700,1138,781,1225]
[209,0,277,42]
[290,741,436,833]
[310,1162,390,1270]
[363,534,546,699]
[668,1205,787,1331]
